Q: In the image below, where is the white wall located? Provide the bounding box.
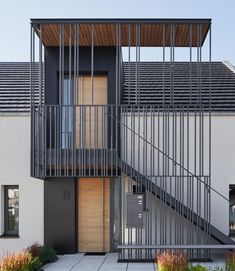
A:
[0,114,44,257]
[211,115,235,235]
[121,113,235,236]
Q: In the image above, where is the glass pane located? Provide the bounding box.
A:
[7,188,19,233]
[62,79,73,149]
[113,178,121,249]
[229,186,235,233]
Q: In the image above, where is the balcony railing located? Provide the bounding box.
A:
[31,104,211,180]
[31,105,121,178]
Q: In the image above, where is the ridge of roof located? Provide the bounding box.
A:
[223,61,235,74]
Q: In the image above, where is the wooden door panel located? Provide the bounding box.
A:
[76,76,107,149]
[77,178,110,252]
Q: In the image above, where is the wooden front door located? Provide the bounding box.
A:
[77,178,110,252]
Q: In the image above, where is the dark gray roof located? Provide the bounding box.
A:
[123,61,235,112]
[0,61,235,113]
[0,62,40,113]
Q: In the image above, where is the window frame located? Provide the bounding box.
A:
[4,185,19,236]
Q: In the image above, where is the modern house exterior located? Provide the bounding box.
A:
[1,18,235,261]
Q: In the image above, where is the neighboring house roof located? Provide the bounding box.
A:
[0,62,40,113]
[0,61,235,113]
[123,61,235,112]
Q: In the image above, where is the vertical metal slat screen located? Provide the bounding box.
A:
[29,20,228,261]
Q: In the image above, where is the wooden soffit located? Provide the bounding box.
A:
[32,19,211,47]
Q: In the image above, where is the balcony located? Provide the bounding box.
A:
[31,105,121,178]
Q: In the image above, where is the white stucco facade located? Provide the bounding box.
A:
[0,114,44,257]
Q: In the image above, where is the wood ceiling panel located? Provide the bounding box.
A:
[108,24,115,45]
[34,22,210,47]
[48,25,55,45]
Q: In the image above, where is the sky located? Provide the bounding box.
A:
[0,0,234,64]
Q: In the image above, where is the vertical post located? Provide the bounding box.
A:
[138,24,140,104]
[119,24,121,106]
[58,24,62,176]
[77,24,80,175]
[39,24,43,106]
[128,24,131,104]
[32,25,36,175]
[135,23,138,104]
[73,24,76,176]
[32,26,35,107]
[115,24,120,173]
[30,23,33,176]
[59,24,62,106]
[91,24,94,105]
[68,24,72,176]
[208,22,212,245]
[188,23,192,252]
[162,24,165,107]
[115,24,119,106]
[30,24,32,119]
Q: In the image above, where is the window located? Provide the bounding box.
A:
[4,186,19,236]
[61,78,73,149]
[229,185,235,235]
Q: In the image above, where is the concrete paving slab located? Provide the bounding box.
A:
[71,263,104,271]
[99,263,127,271]
[104,253,119,263]
[43,254,84,271]
[127,263,155,271]
[43,266,71,271]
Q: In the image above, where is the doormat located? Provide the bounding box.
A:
[84,252,106,256]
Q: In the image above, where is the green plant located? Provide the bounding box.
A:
[39,246,57,265]
[157,250,189,271]
[27,243,57,266]
[29,257,42,271]
[188,265,208,271]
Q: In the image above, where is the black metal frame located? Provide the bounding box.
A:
[3,185,19,236]
[30,18,211,25]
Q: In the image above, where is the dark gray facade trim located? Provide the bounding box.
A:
[31,18,211,25]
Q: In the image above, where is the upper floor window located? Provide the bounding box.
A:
[61,78,73,149]
[61,75,108,149]
[4,186,19,236]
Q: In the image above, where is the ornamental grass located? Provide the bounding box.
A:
[0,250,42,271]
[157,250,189,271]
[225,251,235,271]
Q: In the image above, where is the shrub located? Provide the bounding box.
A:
[27,243,57,266]
[157,250,189,271]
[188,265,208,271]
[28,257,42,271]
[0,250,42,271]
[226,251,235,271]
[27,243,42,258]
[39,246,57,265]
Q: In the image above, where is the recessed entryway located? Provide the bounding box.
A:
[77,178,110,252]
